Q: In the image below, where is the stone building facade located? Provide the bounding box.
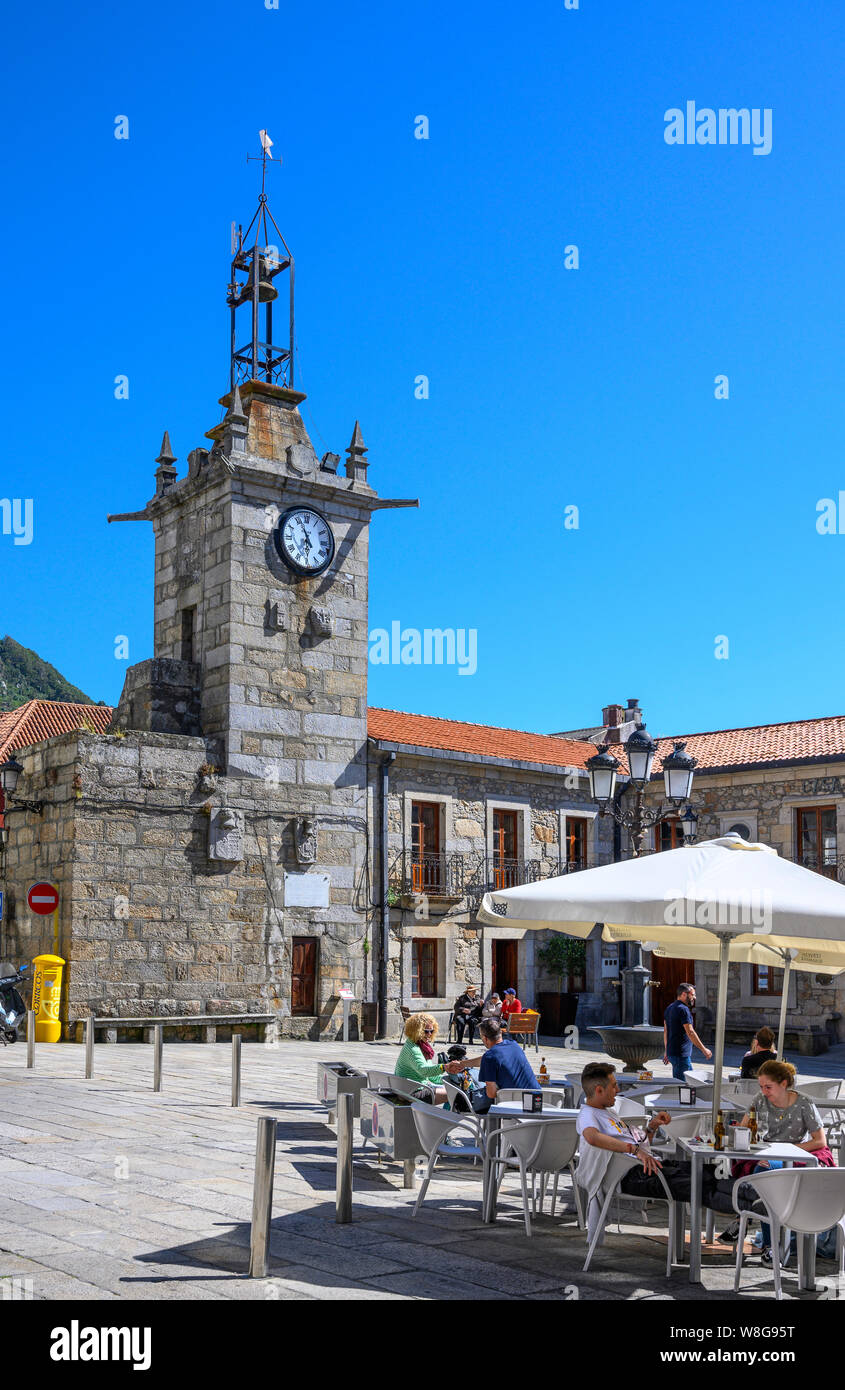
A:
[366,711,619,1032]
[638,729,845,1052]
[2,181,845,1050]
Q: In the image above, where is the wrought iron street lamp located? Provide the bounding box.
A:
[587,728,699,1028]
[0,757,44,815]
[587,731,698,858]
[679,803,699,842]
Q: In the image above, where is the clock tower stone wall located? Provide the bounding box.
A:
[89,376,392,1038]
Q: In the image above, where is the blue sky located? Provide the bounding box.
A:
[2,0,843,741]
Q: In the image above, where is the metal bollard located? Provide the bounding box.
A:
[336,1092,354,1223]
[153,1024,163,1092]
[26,1011,35,1069]
[249,1116,277,1277]
[231,1033,241,1107]
[85,1016,94,1079]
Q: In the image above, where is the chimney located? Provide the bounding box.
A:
[626,697,643,727]
[602,704,624,728]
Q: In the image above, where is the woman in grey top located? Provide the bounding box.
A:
[719,1059,829,1265]
[743,1059,825,1151]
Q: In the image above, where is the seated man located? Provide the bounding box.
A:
[454,1019,540,1110]
[452,984,482,1044]
[576,1062,705,1222]
[501,988,522,1027]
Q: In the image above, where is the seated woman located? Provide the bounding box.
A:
[717,1058,833,1265]
[481,992,503,1025]
[395,1013,460,1103]
[739,1025,779,1079]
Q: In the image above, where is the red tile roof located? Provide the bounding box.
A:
[3,701,844,782]
[0,700,114,761]
[367,708,597,769]
[652,716,845,774]
[368,708,845,776]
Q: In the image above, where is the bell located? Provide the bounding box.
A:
[244,253,278,303]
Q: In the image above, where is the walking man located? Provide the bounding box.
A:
[663,982,711,1080]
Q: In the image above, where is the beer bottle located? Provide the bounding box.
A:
[713,1110,725,1151]
[539,1057,549,1087]
[748,1105,758,1144]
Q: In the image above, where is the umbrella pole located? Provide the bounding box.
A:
[711,934,731,1134]
[776,950,797,1057]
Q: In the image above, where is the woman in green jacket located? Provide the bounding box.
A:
[396,1013,451,1102]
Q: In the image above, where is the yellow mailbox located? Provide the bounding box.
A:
[31,954,65,1043]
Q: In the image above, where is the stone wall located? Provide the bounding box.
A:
[1,730,371,1040]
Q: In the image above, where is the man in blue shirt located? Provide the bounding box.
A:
[457,1019,540,1098]
[663,982,712,1079]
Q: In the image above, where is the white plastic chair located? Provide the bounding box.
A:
[722,1081,760,1109]
[581,1150,680,1277]
[655,1110,705,1145]
[614,1096,648,1125]
[493,1091,574,1213]
[565,1072,586,1105]
[684,1070,713,1099]
[443,1079,474,1114]
[411,1102,483,1216]
[387,1074,432,1100]
[366,1069,394,1089]
[732,1166,845,1299]
[485,1116,584,1236]
[798,1079,845,1102]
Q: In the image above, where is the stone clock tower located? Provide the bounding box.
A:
[104,143,416,1036]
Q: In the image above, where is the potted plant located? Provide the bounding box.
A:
[537,936,585,1034]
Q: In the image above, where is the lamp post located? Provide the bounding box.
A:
[0,757,44,815]
[587,729,698,1024]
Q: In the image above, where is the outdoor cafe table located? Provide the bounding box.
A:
[642,1096,745,1116]
[481,1103,579,1224]
[674,1135,820,1284]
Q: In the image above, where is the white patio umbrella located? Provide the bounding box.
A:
[478,835,845,1128]
[650,937,845,1058]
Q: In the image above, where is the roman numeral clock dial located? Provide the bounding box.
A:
[273,506,336,577]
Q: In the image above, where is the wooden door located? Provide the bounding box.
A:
[649,954,694,1026]
[492,939,519,998]
[492,809,519,888]
[565,817,589,870]
[411,801,441,891]
[291,937,318,1015]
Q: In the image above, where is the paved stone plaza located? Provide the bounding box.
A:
[2,1035,844,1302]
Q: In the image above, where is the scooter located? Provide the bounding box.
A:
[0,966,28,1044]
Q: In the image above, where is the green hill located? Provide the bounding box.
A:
[0,636,95,712]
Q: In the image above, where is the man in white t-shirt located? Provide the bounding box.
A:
[577,1061,697,1209]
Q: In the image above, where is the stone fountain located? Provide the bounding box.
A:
[592,1024,665,1073]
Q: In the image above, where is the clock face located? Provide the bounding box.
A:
[274,506,335,577]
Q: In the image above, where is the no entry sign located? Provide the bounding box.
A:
[27,882,59,915]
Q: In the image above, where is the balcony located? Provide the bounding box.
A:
[390,852,472,902]
[789,852,845,882]
[388,850,604,909]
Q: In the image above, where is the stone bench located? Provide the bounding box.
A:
[74,1013,276,1044]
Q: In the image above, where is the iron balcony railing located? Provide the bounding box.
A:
[788,852,845,882]
[388,850,607,904]
[391,852,472,898]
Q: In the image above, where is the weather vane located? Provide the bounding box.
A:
[247,130,282,201]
